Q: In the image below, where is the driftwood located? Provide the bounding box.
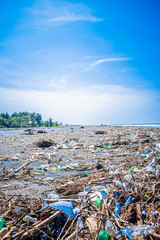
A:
[22,210,61,239]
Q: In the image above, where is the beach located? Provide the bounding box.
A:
[0,125,160,239]
[0,125,159,197]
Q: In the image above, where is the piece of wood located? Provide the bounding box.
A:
[0,228,8,239]
[22,210,61,239]
[1,226,16,240]
[136,203,143,225]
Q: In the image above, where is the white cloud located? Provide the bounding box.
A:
[0,85,158,125]
[28,1,103,26]
[87,57,132,70]
[47,15,103,23]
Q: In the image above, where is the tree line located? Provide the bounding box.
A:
[0,112,62,128]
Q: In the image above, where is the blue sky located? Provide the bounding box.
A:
[0,0,160,124]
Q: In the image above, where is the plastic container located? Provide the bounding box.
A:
[124,196,133,207]
[48,201,74,218]
[46,193,59,199]
[57,165,62,170]
[105,219,114,236]
[90,191,103,202]
[115,225,154,239]
[77,217,83,229]
[95,195,101,208]
[147,158,155,167]
[98,230,109,240]
[78,191,87,200]
[113,189,118,198]
[0,218,6,229]
[115,203,120,218]
[23,215,38,223]
[142,210,146,218]
[73,207,80,217]
[140,150,151,157]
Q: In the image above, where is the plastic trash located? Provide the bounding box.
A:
[78,191,87,199]
[90,191,103,202]
[115,203,120,218]
[142,210,146,218]
[23,215,38,223]
[46,193,60,199]
[99,189,108,199]
[77,217,83,229]
[57,165,62,170]
[124,196,133,207]
[123,228,135,240]
[0,218,6,229]
[37,167,42,170]
[45,201,74,218]
[73,207,80,218]
[113,189,118,198]
[91,186,108,199]
[81,173,88,177]
[140,150,151,157]
[105,219,114,236]
[156,142,160,149]
[144,193,151,200]
[95,195,101,208]
[156,169,159,177]
[115,225,154,239]
[98,230,109,240]
[147,158,155,167]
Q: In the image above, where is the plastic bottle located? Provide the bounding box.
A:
[142,210,146,218]
[105,219,114,236]
[156,169,159,177]
[78,191,87,200]
[123,228,135,240]
[0,218,6,229]
[23,215,38,223]
[115,225,154,238]
[57,165,62,170]
[124,196,133,207]
[147,158,155,167]
[73,207,80,218]
[47,193,59,199]
[131,166,135,171]
[140,150,151,157]
[113,189,118,198]
[115,203,120,218]
[98,230,109,240]
[95,195,101,208]
[77,217,83,229]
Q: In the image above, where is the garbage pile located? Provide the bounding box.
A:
[0,126,160,239]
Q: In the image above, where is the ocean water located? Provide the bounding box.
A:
[0,125,87,138]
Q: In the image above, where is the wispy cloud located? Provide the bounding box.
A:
[47,15,102,23]
[89,57,132,68]
[27,1,103,27]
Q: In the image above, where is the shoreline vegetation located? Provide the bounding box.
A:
[0,112,62,129]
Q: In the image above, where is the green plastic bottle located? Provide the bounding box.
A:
[98,230,109,240]
[0,218,6,229]
[95,195,101,208]
[37,167,42,170]
[57,165,62,170]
